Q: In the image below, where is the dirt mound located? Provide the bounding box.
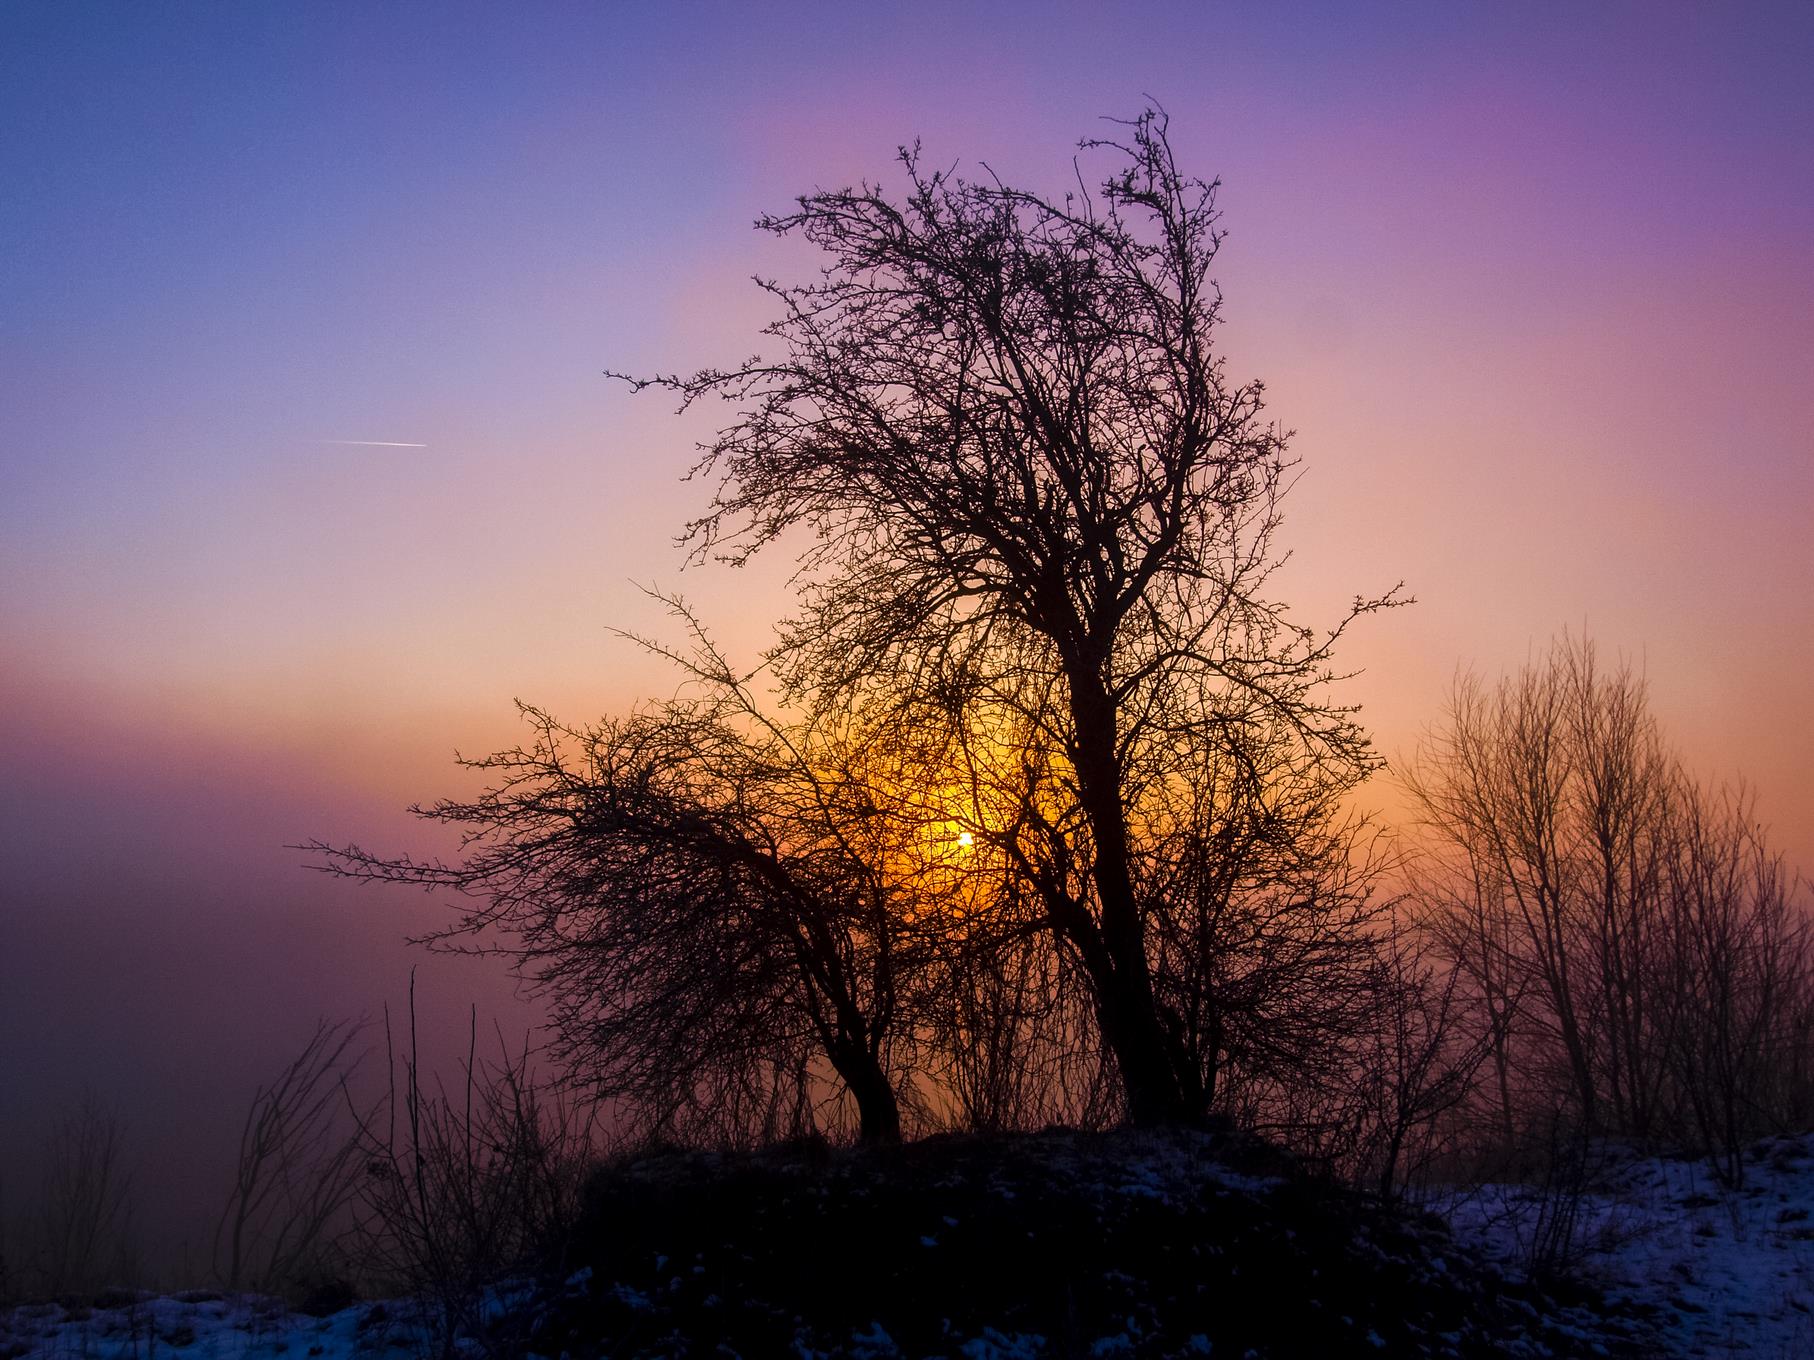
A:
[516,1128,1664,1358]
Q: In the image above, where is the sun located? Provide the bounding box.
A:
[955,830,975,850]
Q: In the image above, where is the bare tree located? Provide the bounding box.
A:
[25,1099,136,1298]
[1355,915,1489,1198]
[1403,639,1671,1138]
[1142,716,1391,1118]
[315,616,969,1145]
[214,1019,368,1293]
[1662,780,1810,1185]
[918,926,1116,1134]
[345,983,597,1350]
[619,107,1401,1126]
[1403,633,1812,1176]
[317,111,1397,1147]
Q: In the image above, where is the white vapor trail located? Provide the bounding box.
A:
[321,439,429,448]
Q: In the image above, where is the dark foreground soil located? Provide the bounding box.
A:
[500,1127,1665,1359]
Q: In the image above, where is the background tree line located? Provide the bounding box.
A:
[1405,634,1811,1189]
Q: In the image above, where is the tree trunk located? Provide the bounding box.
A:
[832,1043,902,1145]
[1069,670,1193,1126]
[1096,964,1193,1125]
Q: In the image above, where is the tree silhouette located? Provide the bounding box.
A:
[319,110,1399,1140]
[318,614,962,1144]
[621,108,1400,1125]
[1404,634,1813,1180]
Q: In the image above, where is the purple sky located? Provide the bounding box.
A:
[3,0,1811,1254]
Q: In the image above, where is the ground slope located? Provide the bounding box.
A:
[9,1126,1748,1358]
[528,1128,1662,1358]
[1446,1133,1814,1359]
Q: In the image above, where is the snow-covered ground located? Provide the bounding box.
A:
[1442,1133,1814,1359]
[0,1284,553,1360]
[0,1290,392,1359]
[6,1132,1812,1358]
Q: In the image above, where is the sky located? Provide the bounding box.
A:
[2,0,1811,1257]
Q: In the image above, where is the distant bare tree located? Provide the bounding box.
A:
[346,983,596,1341]
[1403,639,1674,1137]
[1356,915,1490,1198]
[214,1019,368,1292]
[1404,634,1812,1178]
[1662,781,1810,1185]
[27,1099,137,1297]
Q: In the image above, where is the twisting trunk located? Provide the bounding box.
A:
[835,1049,903,1146]
[1071,670,1193,1126]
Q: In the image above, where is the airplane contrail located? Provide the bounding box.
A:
[321,439,429,448]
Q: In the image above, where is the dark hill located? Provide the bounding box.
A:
[510,1128,1664,1359]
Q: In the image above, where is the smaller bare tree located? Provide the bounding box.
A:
[1356,916,1490,1199]
[215,1019,369,1293]
[1663,781,1810,1187]
[310,610,974,1146]
[27,1098,137,1298]
[346,982,596,1351]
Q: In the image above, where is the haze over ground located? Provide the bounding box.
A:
[3,0,1810,1259]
